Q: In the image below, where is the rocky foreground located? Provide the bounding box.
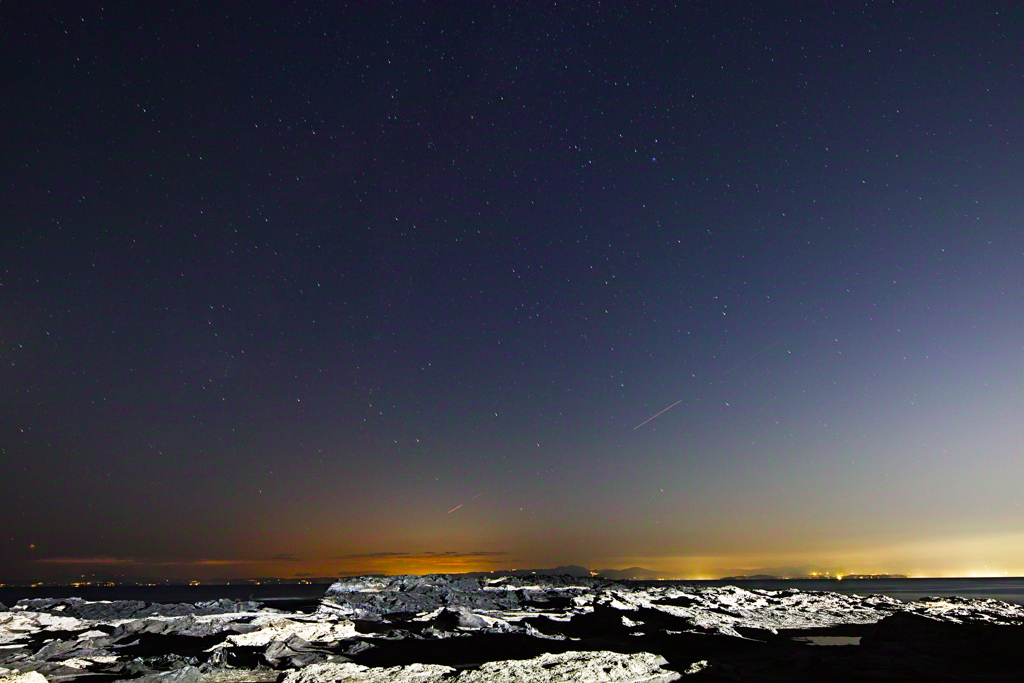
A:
[3,575,1024,682]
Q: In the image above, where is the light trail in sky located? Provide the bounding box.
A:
[634,342,781,431]
[722,340,781,375]
[448,492,483,514]
[633,399,683,430]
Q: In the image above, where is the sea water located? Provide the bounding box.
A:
[0,582,332,611]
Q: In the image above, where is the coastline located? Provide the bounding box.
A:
[3,575,1024,682]
[4,576,1024,607]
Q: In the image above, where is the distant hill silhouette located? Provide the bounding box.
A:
[595,567,674,581]
[719,574,783,580]
[464,565,674,580]
[715,565,834,579]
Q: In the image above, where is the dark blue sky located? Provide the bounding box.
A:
[3,1,1023,581]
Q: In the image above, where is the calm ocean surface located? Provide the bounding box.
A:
[2,578,1024,608]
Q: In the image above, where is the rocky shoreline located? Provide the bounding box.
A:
[3,575,1024,681]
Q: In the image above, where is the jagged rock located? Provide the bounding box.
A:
[7,579,1024,682]
[1,610,87,642]
[200,648,227,670]
[0,671,48,683]
[0,645,31,668]
[223,616,358,647]
[324,576,1024,638]
[903,595,1024,625]
[15,599,152,622]
[452,606,489,630]
[458,651,680,682]
[279,651,680,683]
[126,664,203,683]
[30,640,79,661]
[440,606,523,634]
[144,654,198,669]
[319,575,604,621]
[282,661,453,683]
[264,635,322,668]
[192,600,266,615]
[419,626,457,639]
[13,599,264,622]
[261,634,351,669]
[132,615,225,637]
[341,640,375,656]
[198,670,278,683]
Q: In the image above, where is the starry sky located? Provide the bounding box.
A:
[3,2,1023,583]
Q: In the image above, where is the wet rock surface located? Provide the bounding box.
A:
[2,576,1023,681]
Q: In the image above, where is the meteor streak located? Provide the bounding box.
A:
[633,399,683,430]
[633,341,781,431]
[448,492,483,514]
[722,340,781,375]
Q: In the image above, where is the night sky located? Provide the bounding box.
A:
[3,2,1023,583]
